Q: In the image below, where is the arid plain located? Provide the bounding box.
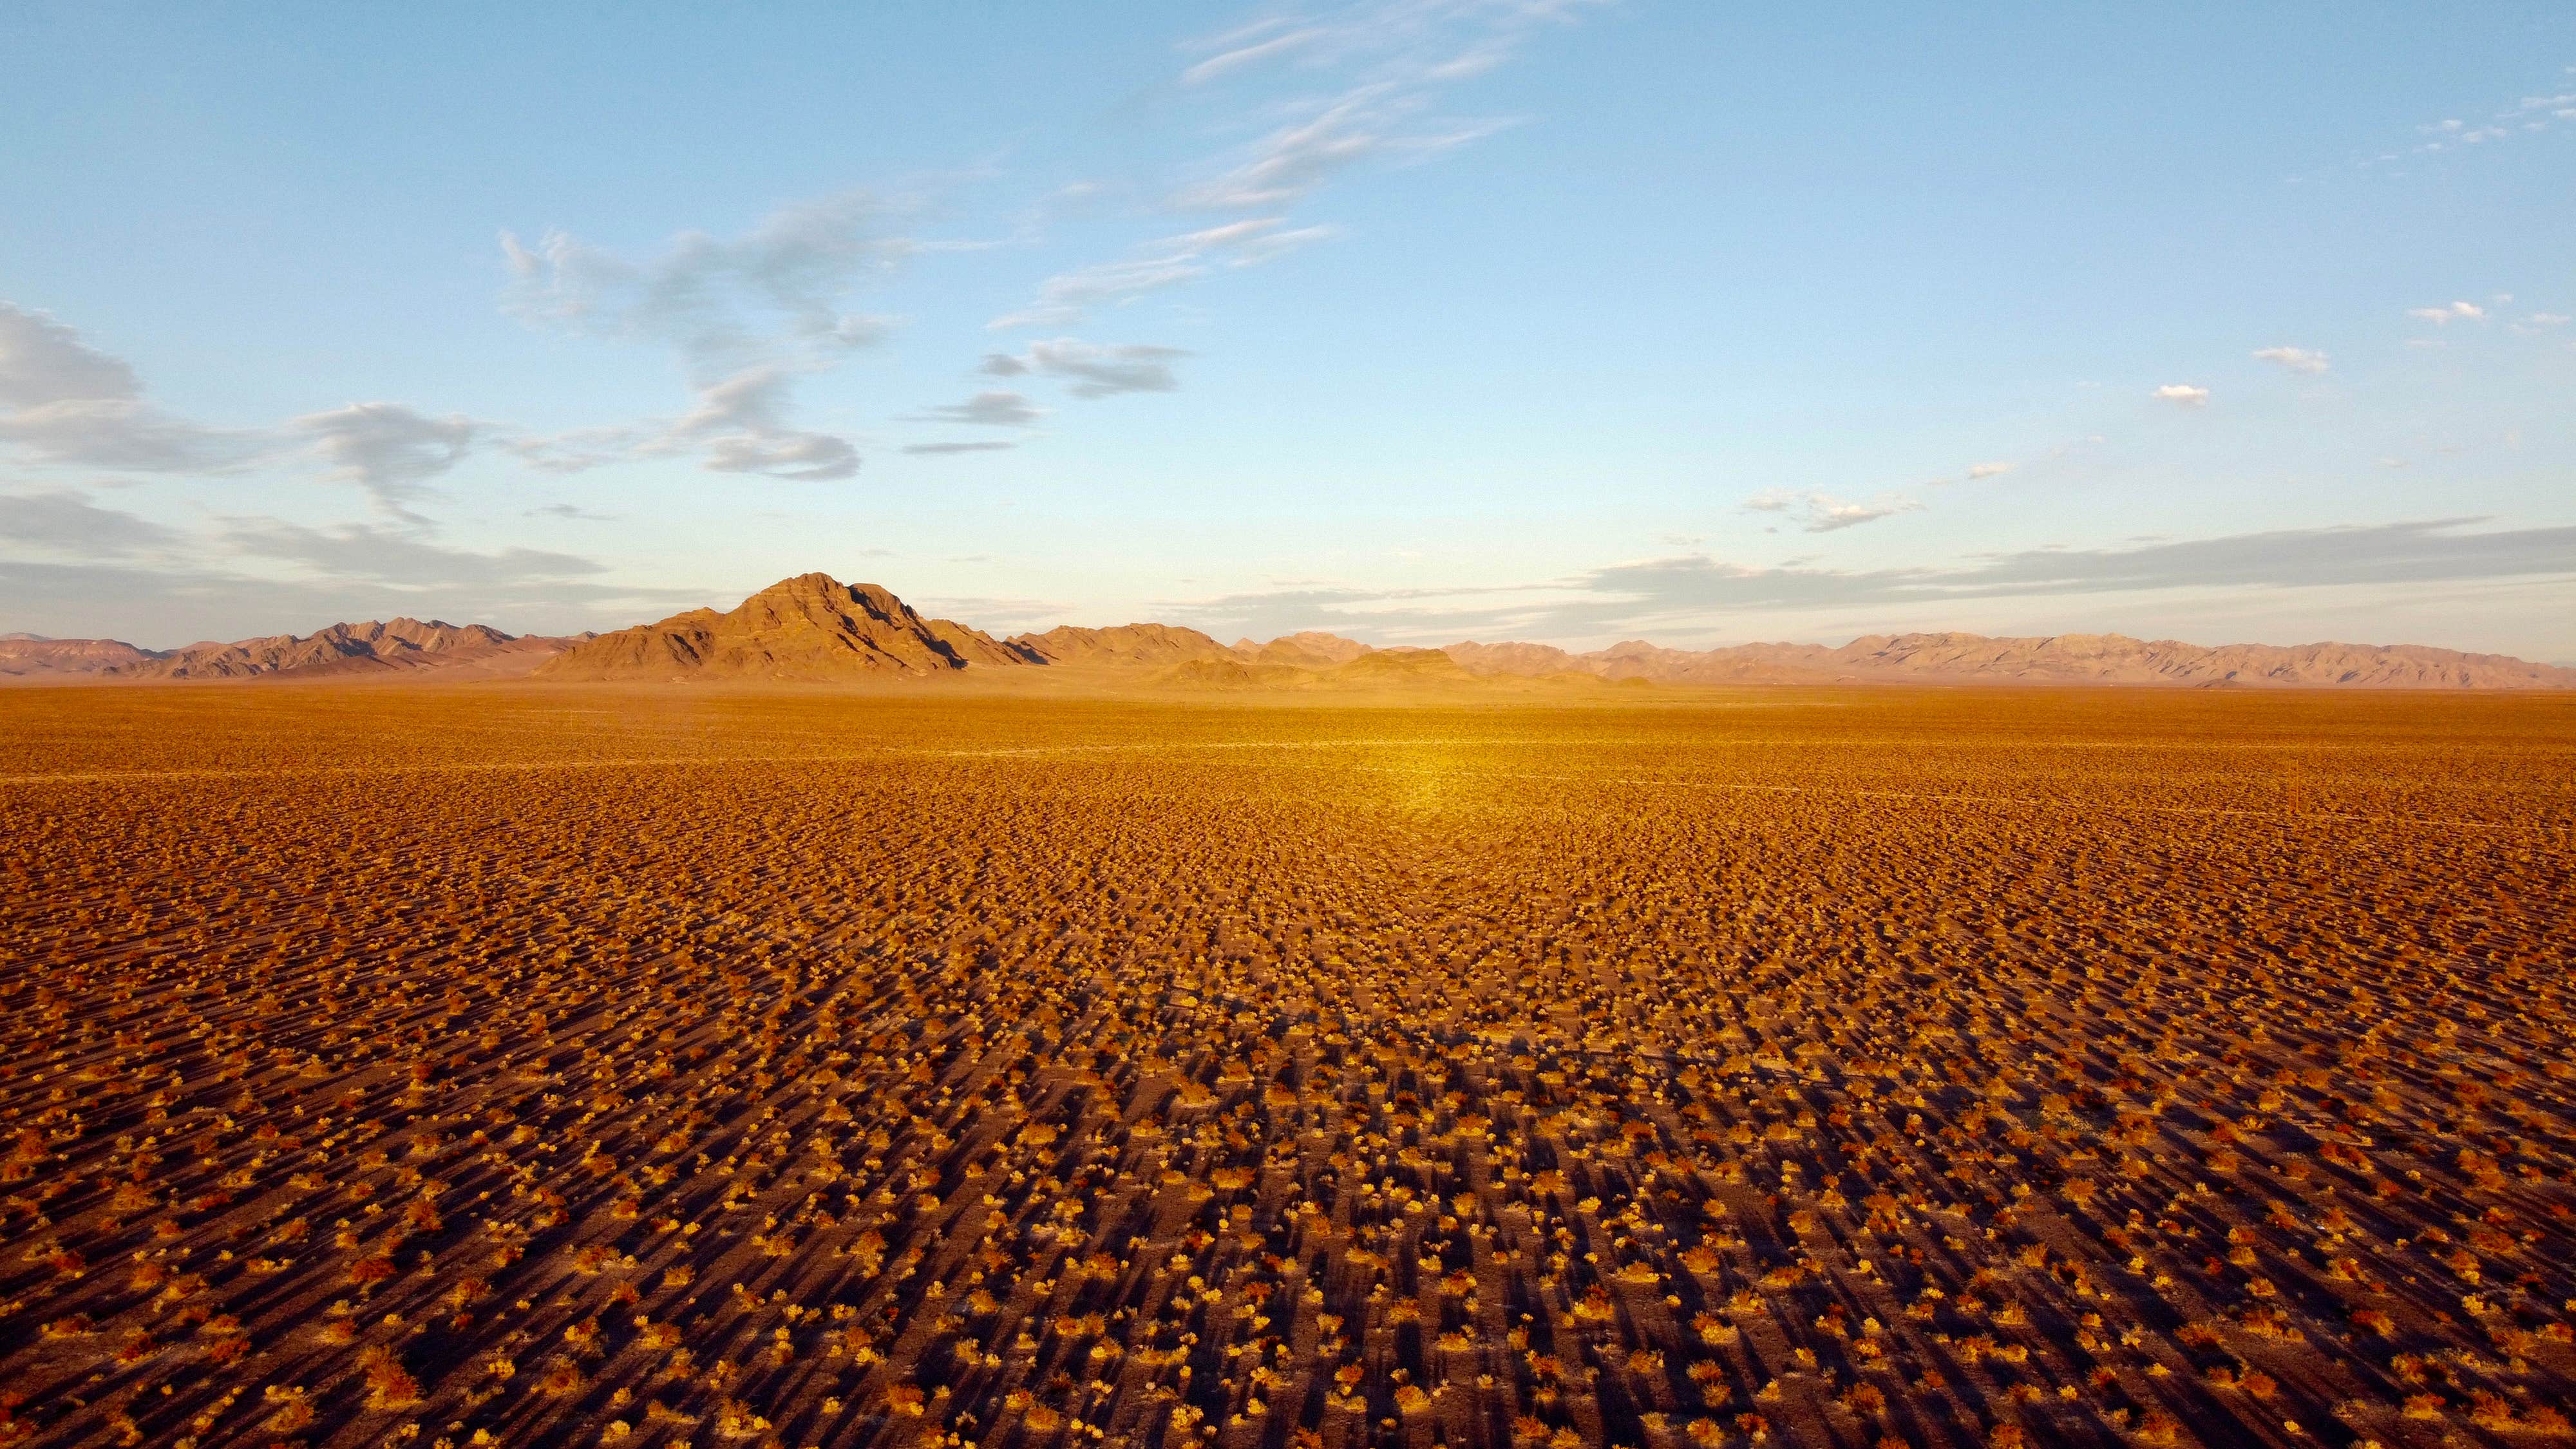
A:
[1,685,2571,1449]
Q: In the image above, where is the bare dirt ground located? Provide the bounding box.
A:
[1,686,2570,1449]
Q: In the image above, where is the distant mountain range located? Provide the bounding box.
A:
[8,571,2573,690]
[2,619,583,682]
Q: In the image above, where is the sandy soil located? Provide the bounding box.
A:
[0,686,2569,1449]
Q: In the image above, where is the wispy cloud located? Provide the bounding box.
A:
[0,489,186,556]
[219,518,606,587]
[293,402,479,520]
[0,553,700,647]
[698,430,860,482]
[0,301,272,473]
[905,391,1043,428]
[902,440,1018,456]
[2152,384,2210,406]
[1164,519,2576,643]
[1743,488,1922,533]
[0,489,647,642]
[990,218,1338,330]
[509,363,861,482]
[1,301,493,509]
[1170,86,1509,211]
[502,191,910,373]
[1170,0,1599,212]
[983,340,1190,398]
[2251,346,2329,374]
[2406,300,2486,325]
[2332,68,2576,177]
[500,192,910,480]
[985,0,1592,366]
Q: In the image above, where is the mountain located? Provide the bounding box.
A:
[1442,640,1583,676]
[0,634,163,679]
[1009,622,1233,668]
[1829,632,2576,688]
[14,574,2572,690]
[135,619,516,680]
[1239,630,1375,668]
[1148,645,1513,694]
[1438,630,2576,690]
[539,573,1033,681]
[0,618,576,681]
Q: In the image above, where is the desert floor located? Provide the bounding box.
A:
[1,686,2570,1449]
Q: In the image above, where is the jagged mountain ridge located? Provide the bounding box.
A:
[10,573,2573,688]
[1439,630,2576,690]
[539,573,1030,681]
[0,618,582,681]
[1009,622,1235,668]
[0,634,162,677]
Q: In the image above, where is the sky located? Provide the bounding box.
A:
[2,2,2571,659]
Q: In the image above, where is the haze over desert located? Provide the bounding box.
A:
[6,5,2575,1449]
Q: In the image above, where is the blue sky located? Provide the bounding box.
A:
[3,1,2571,657]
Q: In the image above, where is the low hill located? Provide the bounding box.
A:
[1441,630,2576,690]
[1149,645,1493,694]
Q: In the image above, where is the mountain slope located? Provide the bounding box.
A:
[1148,646,1490,694]
[133,619,520,679]
[0,634,163,678]
[1439,630,2576,689]
[1009,622,1233,668]
[539,573,1033,681]
[0,620,573,681]
[13,576,2571,690]
[1236,631,1374,668]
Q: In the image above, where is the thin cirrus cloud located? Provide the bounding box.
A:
[0,487,605,589]
[2251,346,2329,374]
[980,0,1589,387]
[902,441,1018,457]
[988,218,1337,330]
[500,190,910,370]
[2362,79,2576,171]
[511,362,862,482]
[0,301,271,474]
[1167,0,1597,211]
[1167,88,1513,212]
[0,518,703,649]
[0,489,639,646]
[983,340,1191,398]
[294,402,479,520]
[905,391,1043,428]
[2405,301,2486,325]
[1743,489,1922,533]
[218,518,605,587]
[0,488,186,556]
[1,300,482,511]
[500,191,909,482]
[1166,518,2576,643]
